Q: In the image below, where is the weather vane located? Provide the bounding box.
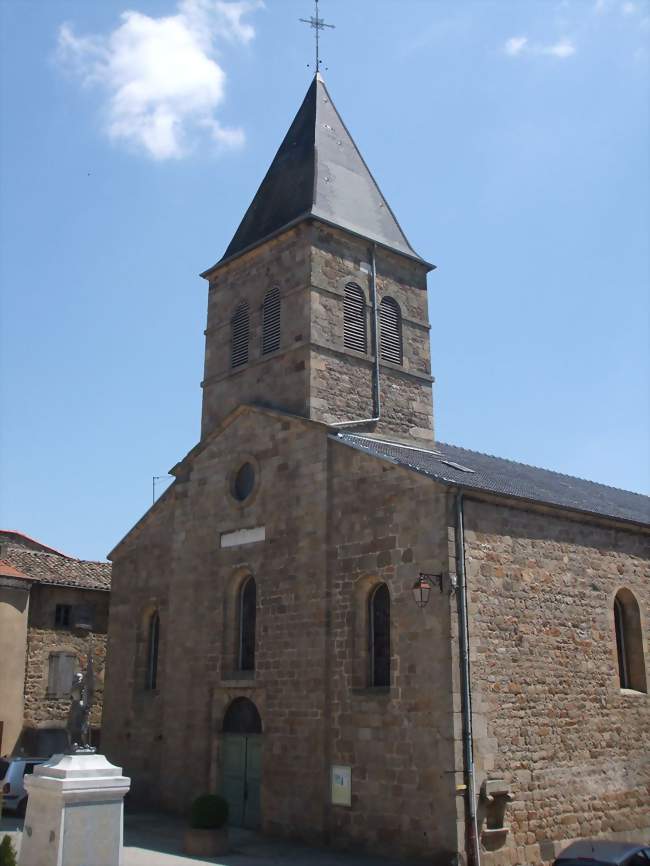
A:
[299,0,335,72]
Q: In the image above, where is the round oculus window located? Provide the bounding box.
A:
[233,462,255,501]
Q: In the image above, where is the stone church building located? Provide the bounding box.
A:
[103,75,649,865]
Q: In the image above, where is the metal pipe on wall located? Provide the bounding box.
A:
[455,491,481,866]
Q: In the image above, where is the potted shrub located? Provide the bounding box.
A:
[183,794,229,857]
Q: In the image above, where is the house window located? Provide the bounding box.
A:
[239,577,256,671]
[146,611,160,690]
[614,589,647,693]
[369,583,390,687]
[54,604,72,628]
[231,302,250,368]
[262,288,281,355]
[47,652,76,698]
[379,297,402,365]
[343,282,367,353]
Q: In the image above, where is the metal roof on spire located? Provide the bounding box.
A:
[214,75,430,270]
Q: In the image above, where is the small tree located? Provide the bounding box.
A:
[0,835,17,866]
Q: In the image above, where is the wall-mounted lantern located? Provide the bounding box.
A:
[412,573,441,608]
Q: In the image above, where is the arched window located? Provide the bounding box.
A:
[379,297,402,365]
[614,589,647,693]
[231,302,249,368]
[146,611,160,690]
[239,577,256,671]
[262,288,281,355]
[369,583,390,687]
[343,282,367,353]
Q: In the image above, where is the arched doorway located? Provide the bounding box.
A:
[221,698,262,829]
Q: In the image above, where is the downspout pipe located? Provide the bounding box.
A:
[455,491,481,866]
[332,242,381,428]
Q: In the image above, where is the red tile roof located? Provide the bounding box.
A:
[0,531,111,592]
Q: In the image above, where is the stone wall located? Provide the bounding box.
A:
[104,410,462,861]
[309,224,434,441]
[23,584,108,734]
[323,438,461,861]
[199,221,435,444]
[461,498,650,865]
[102,490,176,801]
[200,225,312,437]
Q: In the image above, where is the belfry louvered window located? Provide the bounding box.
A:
[343,282,367,353]
[231,302,249,368]
[262,287,281,355]
[379,297,403,365]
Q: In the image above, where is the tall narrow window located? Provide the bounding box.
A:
[343,282,367,353]
[369,583,390,687]
[614,589,647,693]
[231,302,249,368]
[239,577,256,671]
[262,288,281,355]
[146,611,160,690]
[379,297,402,364]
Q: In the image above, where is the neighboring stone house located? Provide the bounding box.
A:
[102,74,649,866]
[0,530,111,757]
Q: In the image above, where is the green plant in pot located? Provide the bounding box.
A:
[183,795,229,857]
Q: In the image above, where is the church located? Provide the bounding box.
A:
[102,74,650,866]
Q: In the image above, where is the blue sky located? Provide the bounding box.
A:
[1,0,648,561]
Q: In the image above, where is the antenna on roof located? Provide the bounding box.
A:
[152,475,172,505]
[299,0,335,73]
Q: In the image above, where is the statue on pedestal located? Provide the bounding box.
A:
[66,651,96,753]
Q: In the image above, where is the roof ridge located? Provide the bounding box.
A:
[437,441,650,499]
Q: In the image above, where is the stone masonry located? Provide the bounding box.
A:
[200,221,434,444]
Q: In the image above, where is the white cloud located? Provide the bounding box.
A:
[505,36,528,56]
[621,1,638,13]
[540,38,576,57]
[504,34,576,59]
[57,0,262,160]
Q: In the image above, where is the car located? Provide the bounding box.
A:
[553,840,650,866]
[0,756,49,816]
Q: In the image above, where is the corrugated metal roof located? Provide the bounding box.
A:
[218,74,427,266]
[333,433,650,527]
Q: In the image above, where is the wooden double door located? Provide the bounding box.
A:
[221,733,261,829]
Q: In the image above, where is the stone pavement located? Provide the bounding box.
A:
[0,811,415,865]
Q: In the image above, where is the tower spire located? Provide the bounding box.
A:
[299,0,335,72]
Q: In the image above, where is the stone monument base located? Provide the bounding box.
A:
[18,752,130,866]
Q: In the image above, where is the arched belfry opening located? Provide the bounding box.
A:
[220,698,262,829]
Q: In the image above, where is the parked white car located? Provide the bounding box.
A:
[0,756,48,816]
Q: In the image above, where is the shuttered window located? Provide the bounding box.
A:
[262,288,281,355]
[47,652,76,698]
[379,297,402,365]
[343,283,367,353]
[231,302,249,368]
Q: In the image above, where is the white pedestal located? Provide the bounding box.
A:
[18,752,130,866]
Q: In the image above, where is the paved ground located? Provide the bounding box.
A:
[0,811,412,865]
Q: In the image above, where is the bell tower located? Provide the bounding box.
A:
[200,74,435,443]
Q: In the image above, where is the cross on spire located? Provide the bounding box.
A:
[299,0,335,72]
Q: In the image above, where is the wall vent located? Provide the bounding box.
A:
[379,297,402,365]
[343,282,367,353]
[231,301,250,368]
[262,288,281,355]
